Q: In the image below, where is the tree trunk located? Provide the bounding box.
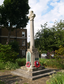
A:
[15,28,17,40]
[6,27,12,45]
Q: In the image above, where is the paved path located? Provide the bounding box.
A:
[0,68,62,84]
[0,70,50,84]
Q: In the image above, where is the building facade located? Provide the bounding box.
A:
[0,27,27,57]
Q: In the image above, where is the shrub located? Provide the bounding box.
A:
[5,61,19,70]
[9,40,20,52]
[0,44,19,62]
[15,58,26,66]
[46,72,64,84]
[55,45,64,68]
[0,60,20,70]
[0,62,5,70]
[39,58,63,69]
[55,45,64,55]
[47,50,55,59]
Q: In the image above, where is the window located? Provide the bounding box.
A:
[10,40,14,42]
[22,50,25,56]
[22,32,25,37]
[22,40,25,46]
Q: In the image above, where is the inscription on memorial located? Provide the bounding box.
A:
[27,52,31,63]
[35,58,39,60]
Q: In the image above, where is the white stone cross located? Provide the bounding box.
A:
[28,11,36,21]
[28,11,36,49]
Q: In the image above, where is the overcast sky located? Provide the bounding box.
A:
[0,0,64,42]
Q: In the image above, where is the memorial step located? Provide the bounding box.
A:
[11,67,56,80]
[31,68,53,76]
[21,66,45,71]
[32,70,56,80]
[16,68,53,76]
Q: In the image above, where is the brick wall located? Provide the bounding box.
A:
[0,28,27,57]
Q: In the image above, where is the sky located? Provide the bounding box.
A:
[0,0,64,42]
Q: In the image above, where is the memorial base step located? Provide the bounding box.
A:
[11,66,56,80]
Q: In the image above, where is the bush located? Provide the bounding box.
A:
[0,44,19,62]
[46,72,64,84]
[5,61,19,70]
[55,45,64,68]
[9,40,20,52]
[15,58,26,66]
[55,45,64,55]
[0,62,5,70]
[47,50,55,59]
[39,58,63,69]
[0,60,20,70]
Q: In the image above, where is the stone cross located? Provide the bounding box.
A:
[28,11,36,49]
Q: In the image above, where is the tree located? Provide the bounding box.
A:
[53,20,64,48]
[35,20,64,53]
[0,0,30,44]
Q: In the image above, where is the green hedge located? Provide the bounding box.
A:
[39,58,64,69]
[15,58,26,66]
[9,40,20,52]
[0,44,18,62]
[0,58,26,70]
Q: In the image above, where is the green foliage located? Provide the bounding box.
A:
[55,45,64,69]
[0,60,20,70]
[5,61,19,70]
[39,58,64,69]
[0,80,5,84]
[15,58,26,66]
[46,72,64,84]
[9,40,20,52]
[0,0,30,28]
[35,20,64,52]
[0,60,5,70]
[0,0,30,43]
[55,45,64,56]
[15,81,19,84]
[47,51,55,59]
[0,61,19,70]
[42,50,47,53]
[0,58,26,70]
[0,44,18,62]
[0,62,5,70]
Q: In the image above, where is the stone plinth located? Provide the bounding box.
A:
[26,48,39,70]
[11,66,56,80]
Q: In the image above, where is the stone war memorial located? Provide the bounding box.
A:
[26,11,40,70]
[11,11,56,80]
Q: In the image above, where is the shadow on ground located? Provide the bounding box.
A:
[0,74,22,84]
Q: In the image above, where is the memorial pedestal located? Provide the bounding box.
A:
[26,48,39,70]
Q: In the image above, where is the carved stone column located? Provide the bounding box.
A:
[28,11,36,49]
[26,11,39,69]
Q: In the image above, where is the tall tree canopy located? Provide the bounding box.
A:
[0,0,30,44]
[35,20,64,53]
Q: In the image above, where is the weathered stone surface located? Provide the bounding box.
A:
[11,66,56,80]
[26,48,39,69]
[28,11,35,49]
[26,11,38,69]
